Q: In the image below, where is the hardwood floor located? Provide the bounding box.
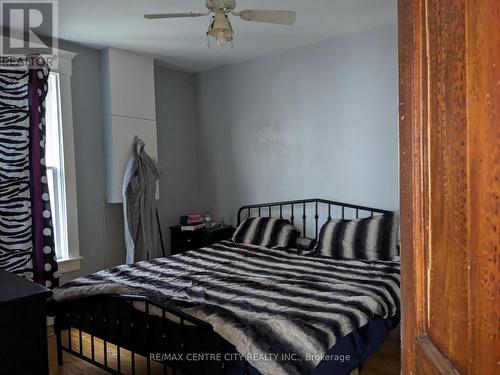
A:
[48,326,400,375]
[48,327,166,375]
[360,327,400,375]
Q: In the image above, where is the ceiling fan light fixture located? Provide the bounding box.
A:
[144,0,297,49]
[207,12,233,48]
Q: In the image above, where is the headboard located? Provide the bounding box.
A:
[237,198,395,240]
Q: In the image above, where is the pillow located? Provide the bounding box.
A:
[232,217,299,249]
[314,213,399,261]
[295,237,316,251]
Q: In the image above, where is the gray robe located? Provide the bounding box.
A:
[122,137,162,264]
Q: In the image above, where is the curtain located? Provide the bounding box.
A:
[0,58,59,288]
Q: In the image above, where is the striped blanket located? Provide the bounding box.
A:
[54,240,400,375]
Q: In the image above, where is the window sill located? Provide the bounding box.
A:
[57,256,82,274]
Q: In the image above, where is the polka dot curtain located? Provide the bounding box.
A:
[29,59,59,288]
[0,57,59,288]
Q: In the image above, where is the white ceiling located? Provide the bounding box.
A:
[59,0,396,72]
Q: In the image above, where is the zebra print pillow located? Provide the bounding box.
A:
[232,217,299,249]
[315,213,399,261]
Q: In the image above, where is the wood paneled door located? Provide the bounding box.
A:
[398,0,499,374]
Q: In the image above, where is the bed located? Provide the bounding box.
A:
[51,198,400,375]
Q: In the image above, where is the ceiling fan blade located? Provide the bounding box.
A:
[236,10,296,25]
[144,12,208,20]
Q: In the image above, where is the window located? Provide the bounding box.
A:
[46,73,69,260]
[44,49,80,273]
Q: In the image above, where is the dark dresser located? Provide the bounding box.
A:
[170,225,235,255]
[0,269,52,375]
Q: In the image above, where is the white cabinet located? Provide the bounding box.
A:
[102,48,156,120]
[102,48,158,203]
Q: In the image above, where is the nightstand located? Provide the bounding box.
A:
[170,225,235,255]
[0,269,52,375]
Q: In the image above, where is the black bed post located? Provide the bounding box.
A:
[157,209,166,257]
[55,328,63,365]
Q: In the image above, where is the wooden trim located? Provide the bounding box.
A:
[416,336,461,375]
[398,0,427,373]
[57,257,82,274]
[400,0,499,373]
[58,70,80,266]
[465,1,500,374]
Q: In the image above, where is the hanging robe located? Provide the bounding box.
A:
[122,136,162,264]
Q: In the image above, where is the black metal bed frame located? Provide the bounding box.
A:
[238,198,393,240]
[54,294,232,375]
[54,198,393,375]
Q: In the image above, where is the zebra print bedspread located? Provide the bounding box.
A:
[54,240,400,375]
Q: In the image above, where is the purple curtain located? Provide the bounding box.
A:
[29,60,59,288]
[0,58,59,288]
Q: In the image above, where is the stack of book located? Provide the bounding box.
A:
[180,214,205,231]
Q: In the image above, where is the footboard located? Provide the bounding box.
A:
[53,294,234,375]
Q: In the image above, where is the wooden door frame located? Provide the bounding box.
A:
[399,0,499,374]
[398,1,430,372]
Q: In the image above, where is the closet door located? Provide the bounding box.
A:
[398,0,499,374]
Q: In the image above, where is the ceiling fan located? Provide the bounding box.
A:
[144,0,297,48]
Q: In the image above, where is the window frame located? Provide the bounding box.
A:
[49,48,81,274]
[46,72,67,261]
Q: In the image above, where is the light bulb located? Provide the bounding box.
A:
[216,31,227,47]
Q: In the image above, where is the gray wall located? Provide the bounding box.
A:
[155,64,202,252]
[58,23,398,280]
[58,41,125,283]
[195,24,399,224]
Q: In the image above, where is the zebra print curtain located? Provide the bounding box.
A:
[0,59,59,288]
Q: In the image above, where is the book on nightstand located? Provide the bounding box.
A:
[180,221,205,231]
[181,221,205,232]
[180,214,204,225]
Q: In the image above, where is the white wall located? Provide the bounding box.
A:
[194,25,399,224]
